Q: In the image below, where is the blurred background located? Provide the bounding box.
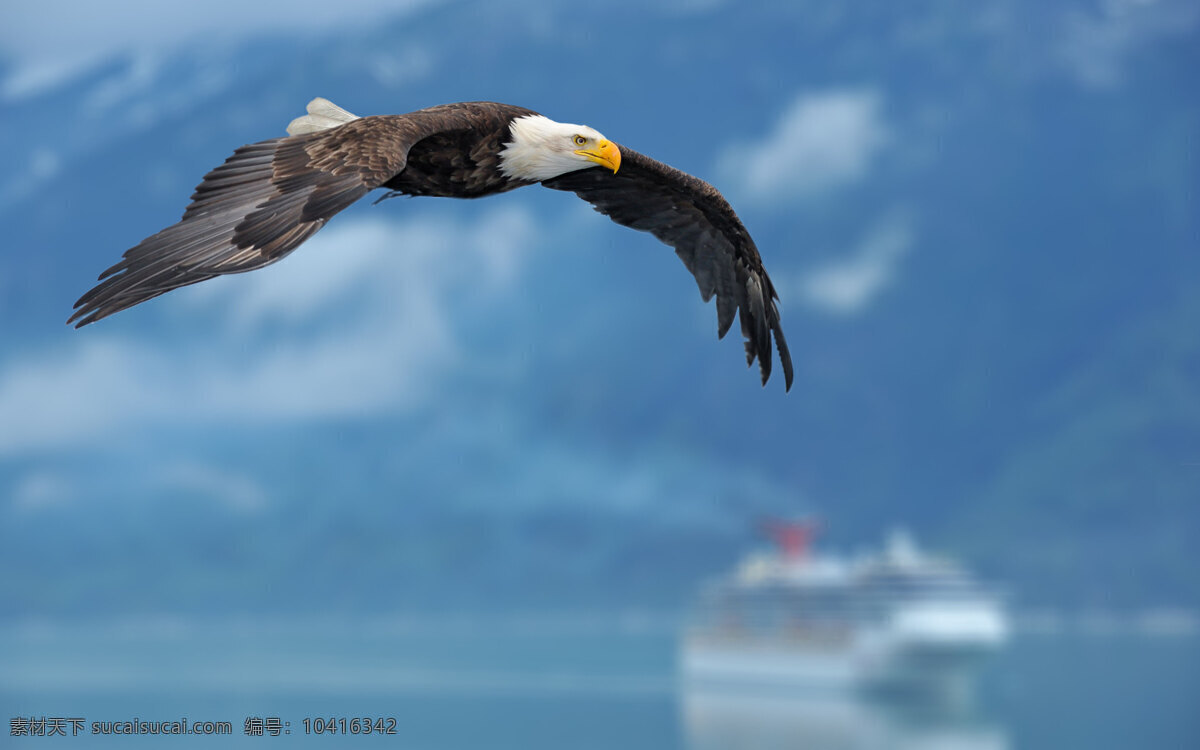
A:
[1,0,1197,747]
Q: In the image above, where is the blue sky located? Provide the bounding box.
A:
[1,0,1197,614]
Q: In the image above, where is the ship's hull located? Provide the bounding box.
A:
[680,629,999,700]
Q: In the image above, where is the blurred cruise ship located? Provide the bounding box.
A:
[681,522,1007,699]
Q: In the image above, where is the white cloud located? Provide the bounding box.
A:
[720,89,889,202]
[798,214,914,315]
[0,54,99,101]
[366,47,435,89]
[81,52,161,114]
[415,410,800,525]
[154,462,270,513]
[0,208,538,455]
[28,149,60,180]
[0,0,435,100]
[0,148,63,205]
[7,462,267,514]
[0,340,169,453]
[10,472,75,512]
[1058,0,1199,89]
[179,208,534,330]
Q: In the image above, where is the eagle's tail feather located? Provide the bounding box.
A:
[285,97,360,136]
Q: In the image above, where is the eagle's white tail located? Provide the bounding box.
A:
[286,97,361,135]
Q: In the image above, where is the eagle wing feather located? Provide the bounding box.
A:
[541,146,793,391]
[69,114,463,327]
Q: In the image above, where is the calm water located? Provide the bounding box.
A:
[3,615,1197,749]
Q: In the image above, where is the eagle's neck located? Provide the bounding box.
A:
[499,114,592,182]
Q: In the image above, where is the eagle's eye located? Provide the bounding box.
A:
[573,135,587,146]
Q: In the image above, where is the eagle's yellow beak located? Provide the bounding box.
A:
[576,139,621,173]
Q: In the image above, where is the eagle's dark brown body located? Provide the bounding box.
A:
[70,100,794,390]
[380,103,537,198]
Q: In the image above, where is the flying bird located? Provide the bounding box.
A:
[69,98,793,390]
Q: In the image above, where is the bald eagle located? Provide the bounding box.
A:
[70,98,793,390]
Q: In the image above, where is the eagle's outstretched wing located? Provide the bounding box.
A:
[541,145,793,391]
[69,109,473,327]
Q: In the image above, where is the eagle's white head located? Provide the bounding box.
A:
[499,114,621,182]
